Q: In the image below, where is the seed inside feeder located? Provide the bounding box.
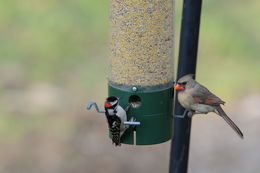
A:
[109,0,174,87]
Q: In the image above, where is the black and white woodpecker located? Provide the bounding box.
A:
[104,96,128,146]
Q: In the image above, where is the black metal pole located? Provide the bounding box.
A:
[169,0,202,173]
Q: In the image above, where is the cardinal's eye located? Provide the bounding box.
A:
[179,82,187,85]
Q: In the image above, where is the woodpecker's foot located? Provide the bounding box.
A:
[125,104,131,112]
[129,117,135,122]
[127,117,136,128]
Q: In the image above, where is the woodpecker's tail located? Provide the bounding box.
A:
[216,106,244,139]
[111,131,121,146]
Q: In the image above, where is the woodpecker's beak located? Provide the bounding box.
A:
[174,84,184,91]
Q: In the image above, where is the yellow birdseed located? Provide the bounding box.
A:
[109,0,174,87]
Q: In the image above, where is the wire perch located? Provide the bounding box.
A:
[87,102,105,113]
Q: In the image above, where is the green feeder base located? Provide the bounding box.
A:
[108,83,174,145]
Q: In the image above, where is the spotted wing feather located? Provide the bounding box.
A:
[105,115,122,146]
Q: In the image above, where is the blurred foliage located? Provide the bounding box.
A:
[197,0,260,99]
[0,0,259,96]
[0,0,108,88]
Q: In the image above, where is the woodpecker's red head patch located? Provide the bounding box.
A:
[105,96,119,109]
[105,101,112,108]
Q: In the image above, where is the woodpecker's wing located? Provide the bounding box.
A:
[115,106,127,124]
[110,119,122,146]
[192,83,225,106]
[106,115,121,129]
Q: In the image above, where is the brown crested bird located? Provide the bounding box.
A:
[174,74,244,139]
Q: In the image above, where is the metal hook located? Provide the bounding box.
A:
[174,109,188,118]
[87,102,105,113]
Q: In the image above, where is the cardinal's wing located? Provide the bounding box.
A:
[192,83,225,106]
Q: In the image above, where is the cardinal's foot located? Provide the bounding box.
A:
[187,111,195,118]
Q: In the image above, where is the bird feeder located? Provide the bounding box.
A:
[108,0,174,145]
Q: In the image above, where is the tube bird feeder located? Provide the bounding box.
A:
[108,0,174,145]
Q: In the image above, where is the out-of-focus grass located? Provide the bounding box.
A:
[0,1,109,145]
[196,1,260,100]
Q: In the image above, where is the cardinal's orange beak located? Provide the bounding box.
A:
[174,84,184,91]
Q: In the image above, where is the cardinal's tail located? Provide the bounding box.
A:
[216,106,244,139]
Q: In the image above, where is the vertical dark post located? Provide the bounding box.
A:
[169,0,202,173]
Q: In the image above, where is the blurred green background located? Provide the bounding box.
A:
[0,0,259,173]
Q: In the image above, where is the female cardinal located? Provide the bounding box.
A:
[174,74,243,139]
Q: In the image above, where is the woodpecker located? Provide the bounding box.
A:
[104,96,128,146]
[174,74,243,139]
